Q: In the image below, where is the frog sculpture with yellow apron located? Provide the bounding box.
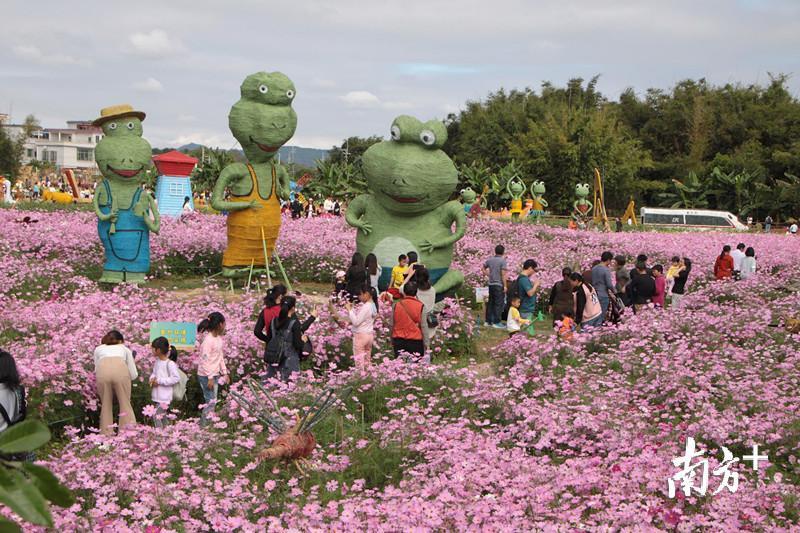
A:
[211,72,295,276]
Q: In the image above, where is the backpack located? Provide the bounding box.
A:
[173,366,189,402]
[265,318,295,365]
[0,386,26,427]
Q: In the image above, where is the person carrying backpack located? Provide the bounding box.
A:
[391,282,425,360]
[0,351,26,433]
[263,296,317,382]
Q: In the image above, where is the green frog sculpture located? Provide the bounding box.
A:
[345,115,466,295]
[460,187,477,215]
[528,180,548,223]
[572,183,593,227]
[507,176,526,221]
[92,104,160,283]
[211,71,295,277]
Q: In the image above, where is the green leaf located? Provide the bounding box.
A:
[0,516,21,533]
[0,470,52,527]
[21,464,73,508]
[0,421,50,454]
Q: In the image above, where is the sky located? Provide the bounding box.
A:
[1,0,799,150]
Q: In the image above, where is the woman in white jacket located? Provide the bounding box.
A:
[93,330,138,435]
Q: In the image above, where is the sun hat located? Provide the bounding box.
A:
[92,104,146,127]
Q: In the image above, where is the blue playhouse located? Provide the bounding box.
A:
[153,150,198,217]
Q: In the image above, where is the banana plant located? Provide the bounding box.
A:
[657,171,709,208]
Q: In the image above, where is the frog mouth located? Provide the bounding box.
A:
[388,194,423,204]
[108,166,142,178]
[250,136,282,153]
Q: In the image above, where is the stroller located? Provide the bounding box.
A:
[606,294,626,324]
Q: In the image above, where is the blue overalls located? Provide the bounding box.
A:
[97,181,151,274]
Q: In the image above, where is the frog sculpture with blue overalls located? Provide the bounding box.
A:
[92,104,160,283]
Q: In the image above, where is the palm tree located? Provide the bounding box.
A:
[657,171,709,208]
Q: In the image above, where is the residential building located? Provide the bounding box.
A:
[1,119,103,170]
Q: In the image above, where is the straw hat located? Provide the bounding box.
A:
[92,104,146,127]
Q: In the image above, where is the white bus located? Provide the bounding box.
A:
[640,208,748,231]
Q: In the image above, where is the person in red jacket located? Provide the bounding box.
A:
[713,245,734,280]
[391,281,425,360]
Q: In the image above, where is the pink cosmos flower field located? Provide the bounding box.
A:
[0,208,798,531]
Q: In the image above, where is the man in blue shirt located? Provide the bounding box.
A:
[517,259,540,322]
[591,251,616,324]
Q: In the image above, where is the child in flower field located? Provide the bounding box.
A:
[506,295,531,336]
[149,337,180,428]
[557,310,577,341]
[388,254,409,299]
[651,265,666,308]
[197,312,228,428]
[665,256,681,295]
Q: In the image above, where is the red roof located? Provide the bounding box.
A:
[152,150,198,176]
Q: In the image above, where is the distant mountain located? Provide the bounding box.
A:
[172,143,328,168]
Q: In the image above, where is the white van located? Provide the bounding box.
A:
[640,208,748,231]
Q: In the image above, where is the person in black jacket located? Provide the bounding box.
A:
[629,261,656,312]
[548,267,573,325]
[260,296,317,382]
[670,258,692,309]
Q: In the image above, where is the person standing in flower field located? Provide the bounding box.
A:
[548,267,574,326]
[344,285,377,368]
[629,261,656,313]
[93,330,138,435]
[651,264,666,308]
[401,267,437,361]
[482,245,508,329]
[506,295,531,336]
[149,337,180,428]
[670,257,692,309]
[391,281,425,361]
[665,256,681,295]
[714,245,734,280]
[569,272,602,328]
[591,251,616,324]
[517,259,540,324]
[197,312,228,428]
[764,215,772,232]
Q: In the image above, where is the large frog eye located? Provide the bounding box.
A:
[390,125,401,141]
[259,84,269,94]
[420,130,436,146]
[286,89,295,99]
[108,122,117,130]
[126,122,135,130]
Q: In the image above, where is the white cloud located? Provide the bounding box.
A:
[11,45,91,67]
[133,77,164,92]
[340,91,381,108]
[311,78,337,89]
[128,29,186,57]
[340,91,412,110]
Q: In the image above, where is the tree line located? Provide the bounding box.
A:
[315,75,800,221]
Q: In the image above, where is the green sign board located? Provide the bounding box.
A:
[149,321,197,349]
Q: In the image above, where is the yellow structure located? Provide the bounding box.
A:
[592,168,611,232]
[622,197,638,225]
[222,165,281,268]
[43,189,74,204]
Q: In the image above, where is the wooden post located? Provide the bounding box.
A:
[260,226,272,289]
[272,250,293,293]
[246,258,255,292]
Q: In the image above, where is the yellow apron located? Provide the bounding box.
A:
[222,164,281,268]
[510,198,523,214]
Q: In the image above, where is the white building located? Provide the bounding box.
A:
[2,120,103,170]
